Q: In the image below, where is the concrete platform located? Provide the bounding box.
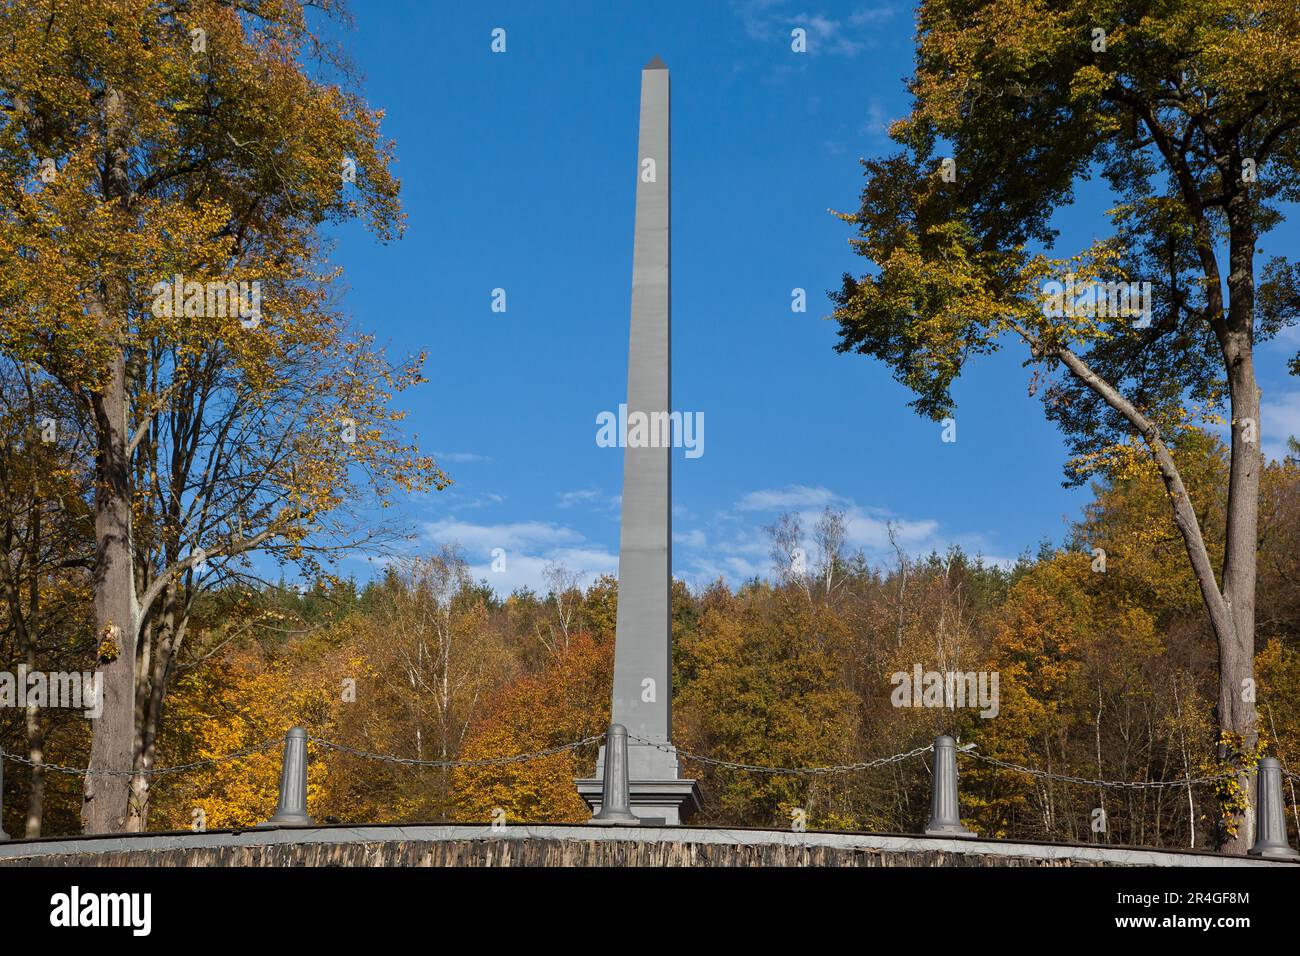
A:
[0,823,1291,866]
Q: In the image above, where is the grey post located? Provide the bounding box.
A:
[261,727,314,827]
[1248,757,1299,859]
[925,735,976,837]
[0,756,9,841]
[574,56,700,824]
[589,725,641,826]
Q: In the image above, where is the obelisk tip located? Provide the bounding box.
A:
[644,55,667,71]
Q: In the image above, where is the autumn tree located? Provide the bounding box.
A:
[829,0,1300,851]
[150,641,335,831]
[353,550,511,819]
[0,357,94,835]
[674,584,860,828]
[453,631,612,824]
[0,0,446,833]
[966,551,1178,843]
[1258,438,1300,643]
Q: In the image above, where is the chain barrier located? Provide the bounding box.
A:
[629,733,934,776]
[305,734,604,768]
[0,732,1276,790]
[961,750,1238,790]
[0,734,603,778]
[0,738,282,779]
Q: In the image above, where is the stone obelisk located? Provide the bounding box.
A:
[577,57,701,824]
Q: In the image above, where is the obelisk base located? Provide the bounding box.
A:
[576,741,702,825]
[575,777,702,826]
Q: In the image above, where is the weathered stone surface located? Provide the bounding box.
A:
[1,824,1287,867]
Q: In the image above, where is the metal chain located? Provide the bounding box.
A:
[1,732,1271,790]
[305,734,604,769]
[0,738,282,779]
[962,750,1238,790]
[629,734,933,776]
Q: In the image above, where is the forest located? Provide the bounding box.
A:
[3,421,1297,851]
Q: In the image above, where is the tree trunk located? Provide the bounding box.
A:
[13,483,45,837]
[1054,340,1257,853]
[24,641,43,838]
[1216,212,1262,854]
[128,582,181,832]
[81,346,139,834]
[82,83,139,835]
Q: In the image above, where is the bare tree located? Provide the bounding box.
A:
[540,561,582,656]
[765,512,811,602]
[365,547,507,818]
[813,507,848,604]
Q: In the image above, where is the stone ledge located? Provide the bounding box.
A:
[0,824,1291,867]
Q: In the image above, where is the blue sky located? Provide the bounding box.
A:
[319,1,1300,595]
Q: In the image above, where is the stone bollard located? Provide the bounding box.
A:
[1248,757,1299,860]
[0,756,9,841]
[925,735,976,837]
[589,724,640,826]
[261,727,314,827]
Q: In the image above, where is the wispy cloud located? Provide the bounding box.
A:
[436,451,493,464]
[557,487,621,511]
[446,490,504,509]
[422,518,582,554]
[418,480,1010,596]
[736,484,845,511]
[421,518,615,595]
[861,96,891,139]
[673,529,708,549]
[731,1,897,57]
[735,0,793,40]
[673,483,1008,587]
[1263,389,1300,463]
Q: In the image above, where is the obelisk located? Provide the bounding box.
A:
[577,57,700,824]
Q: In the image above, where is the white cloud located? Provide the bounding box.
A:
[669,484,1002,586]
[557,488,620,511]
[735,0,790,40]
[436,451,492,464]
[423,519,617,595]
[420,477,1004,596]
[1263,389,1300,463]
[422,518,582,555]
[677,553,769,589]
[439,490,504,509]
[466,550,619,596]
[735,484,845,511]
[841,509,939,550]
[861,97,891,139]
[848,6,897,25]
[732,1,895,56]
[673,529,708,549]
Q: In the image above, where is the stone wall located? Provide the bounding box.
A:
[1,824,1285,867]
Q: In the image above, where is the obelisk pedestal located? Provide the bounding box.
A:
[576,57,701,825]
